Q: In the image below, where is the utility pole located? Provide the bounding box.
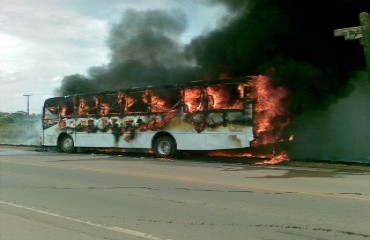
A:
[23,94,32,116]
[334,12,370,79]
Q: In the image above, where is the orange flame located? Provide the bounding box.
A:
[256,151,290,165]
[206,84,243,110]
[143,90,174,113]
[78,98,90,117]
[184,87,207,113]
[209,75,291,165]
[251,75,290,147]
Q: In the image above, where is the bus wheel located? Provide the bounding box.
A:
[60,136,75,153]
[154,136,176,158]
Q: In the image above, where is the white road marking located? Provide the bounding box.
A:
[0,200,173,240]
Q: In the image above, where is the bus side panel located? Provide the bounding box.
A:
[74,132,156,149]
[129,132,156,149]
[172,131,252,150]
[205,128,254,150]
[47,128,253,150]
[75,132,117,148]
[171,133,207,150]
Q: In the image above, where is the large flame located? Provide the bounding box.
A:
[143,90,174,113]
[251,75,290,147]
[183,87,207,113]
[209,75,292,165]
[207,84,244,110]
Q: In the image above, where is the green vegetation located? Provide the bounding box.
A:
[0,112,41,145]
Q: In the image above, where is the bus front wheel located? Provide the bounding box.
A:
[154,136,176,158]
[59,136,75,153]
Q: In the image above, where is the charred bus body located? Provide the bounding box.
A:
[42,77,255,157]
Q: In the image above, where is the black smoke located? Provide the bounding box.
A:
[56,1,370,160]
[188,0,370,114]
[188,0,370,161]
[58,1,369,107]
[288,72,370,161]
[57,9,200,96]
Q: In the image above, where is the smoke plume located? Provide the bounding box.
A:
[59,0,369,108]
[58,9,199,95]
[187,0,370,161]
[188,0,369,114]
[56,0,370,160]
[288,72,370,162]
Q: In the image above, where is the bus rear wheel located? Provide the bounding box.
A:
[154,136,176,158]
[59,136,75,153]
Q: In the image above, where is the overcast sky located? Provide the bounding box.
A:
[0,0,227,114]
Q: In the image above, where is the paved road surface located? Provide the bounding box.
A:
[1,146,370,240]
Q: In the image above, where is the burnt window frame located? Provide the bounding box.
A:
[76,94,99,117]
[206,83,246,112]
[123,89,150,115]
[94,93,122,117]
[182,82,251,114]
[146,87,181,113]
[60,96,76,118]
[182,85,208,113]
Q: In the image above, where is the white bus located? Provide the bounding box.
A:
[42,77,255,157]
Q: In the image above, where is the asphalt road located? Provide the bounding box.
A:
[1,146,370,240]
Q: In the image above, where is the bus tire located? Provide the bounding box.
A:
[154,136,176,158]
[60,135,75,153]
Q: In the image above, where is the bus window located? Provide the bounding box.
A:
[125,91,149,114]
[104,94,121,115]
[207,84,243,110]
[94,94,120,116]
[77,96,97,117]
[60,97,75,117]
[145,88,180,113]
[183,86,207,113]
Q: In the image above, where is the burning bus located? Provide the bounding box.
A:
[41,76,255,157]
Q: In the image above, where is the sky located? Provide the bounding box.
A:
[0,0,227,114]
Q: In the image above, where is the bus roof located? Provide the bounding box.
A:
[47,76,254,100]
